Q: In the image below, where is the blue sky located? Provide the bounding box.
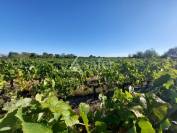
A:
[0,0,177,56]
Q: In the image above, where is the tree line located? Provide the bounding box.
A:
[5,52,77,58]
[0,47,177,58]
[129,47,177,58]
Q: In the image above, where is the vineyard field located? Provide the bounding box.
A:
[0,57,177,133]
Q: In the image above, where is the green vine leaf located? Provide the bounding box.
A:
[79,103,90,133]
